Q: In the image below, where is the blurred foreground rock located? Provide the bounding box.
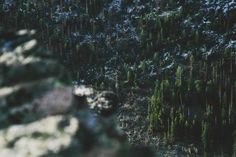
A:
[0,28,71,127]
[0,28,155,157]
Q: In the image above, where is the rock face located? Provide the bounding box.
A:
[0,28,155,157]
